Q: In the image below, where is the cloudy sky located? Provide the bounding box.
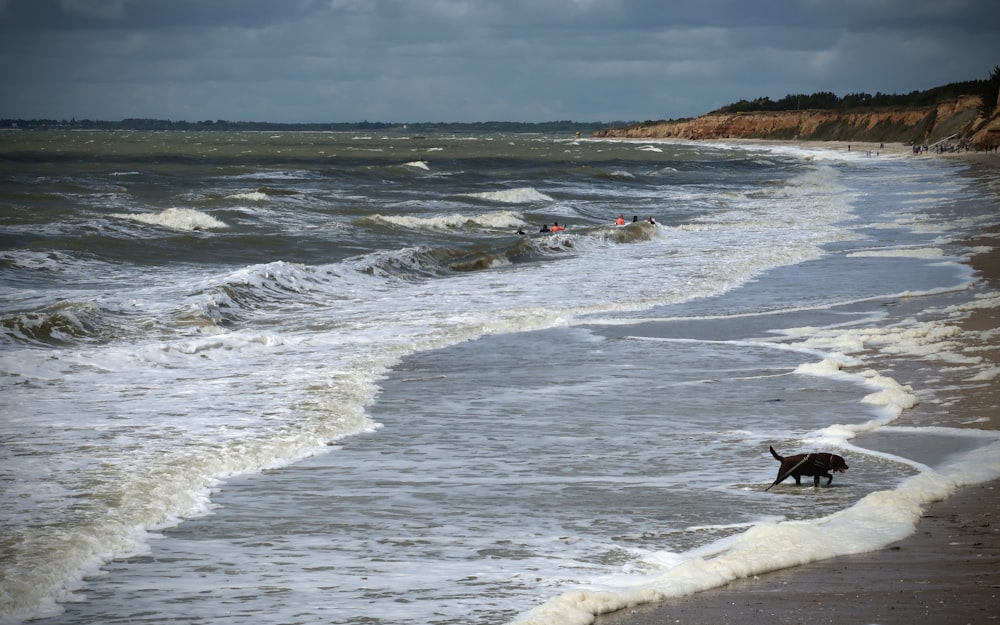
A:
[1,0,998,123]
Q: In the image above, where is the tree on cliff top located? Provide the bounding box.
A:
[980,65,1000,119]
[715,79,986,114]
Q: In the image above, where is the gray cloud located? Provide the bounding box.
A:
[1,0,997,122]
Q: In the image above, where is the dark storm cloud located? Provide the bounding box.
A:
[0,0,315,30]
[0,0,997,122]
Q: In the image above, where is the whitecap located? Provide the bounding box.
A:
[111,208,228,231]
[461,187,554,204]
[372,210,525,231]
[225,191,270,202]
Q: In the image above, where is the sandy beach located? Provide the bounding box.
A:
[748,138,1000,163]
[596,146,1000,625]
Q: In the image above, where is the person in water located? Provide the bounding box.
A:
[550,222,565,232]
[615,215,626,225]
[539,223,550,233]
[646,216,656,225]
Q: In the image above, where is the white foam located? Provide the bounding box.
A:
[968,366,1000,381]
[779,315,979,366]
[462,187,554,203]
[111,207,228,231]
[372,210,526,231]
[608,170,635,179]
[226,191,270,201]
[847,247,945,258]
[941,291,1000,314]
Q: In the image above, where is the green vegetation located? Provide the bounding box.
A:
[980,65,1000,118]
[714,80,985,114]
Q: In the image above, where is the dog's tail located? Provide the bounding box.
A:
[769,445,783,461]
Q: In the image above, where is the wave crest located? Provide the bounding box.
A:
[370,210,525,231]
[462,187,554,204]
[1,301,120,346]
[186,261,343,328]
[111,208,228,231]
[225,191,271,202]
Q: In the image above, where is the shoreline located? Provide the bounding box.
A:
[595,149,1000,625]
[597,481,999,625]
[717,138,1000,167]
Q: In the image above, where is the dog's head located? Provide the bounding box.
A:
[830,454,848,473]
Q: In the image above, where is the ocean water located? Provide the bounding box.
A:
[1,130,999,625]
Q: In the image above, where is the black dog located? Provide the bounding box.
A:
[767,446,848,490]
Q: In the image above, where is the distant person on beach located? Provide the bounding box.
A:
[539,223,550,233]
[615,215,626,225]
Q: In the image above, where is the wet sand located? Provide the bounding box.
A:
[596,148,1000,625]
[747,138,1000,164]
[597,481,998,625]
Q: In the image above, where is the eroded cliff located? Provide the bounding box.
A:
[595,95,1000,147]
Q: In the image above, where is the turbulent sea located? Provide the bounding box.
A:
[2,130,999,625]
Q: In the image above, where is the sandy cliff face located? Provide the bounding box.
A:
[595,95,998,146]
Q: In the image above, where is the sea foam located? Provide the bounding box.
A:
[847,247,945,258]
[372,210,525,231]
[462,187,554,203]
[111,207,228,231]
[226,191,271,201]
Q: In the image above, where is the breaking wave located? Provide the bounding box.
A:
[369,210,526,231]
[1,301,124,346]
[111,208,228,231]
[461,187,554,204]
